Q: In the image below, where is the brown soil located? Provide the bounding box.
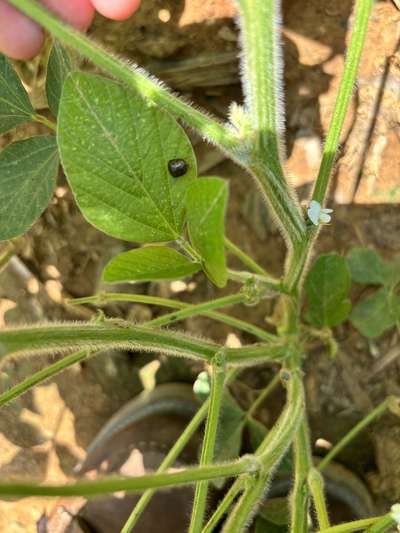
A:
[0,0,399,530]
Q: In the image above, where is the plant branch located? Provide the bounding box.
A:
[201,478,244,533]
[318,396,395,472]
[311,0,373,205]
[0,321,289,366]
[308,468,330,530]
[0,349,91,407]
[290,418,312,532]
[32,113,57,131]
[246,373,281,419]
[316,514,394,533]
[221,370,305,532]
[7,0,239,152]
[69,292,276,342]
[146,293,245,328]
[224,238,269,277]
[0,456,257,498]
[122,367,240,533]
[190,354,226,532]
[235,0,285,163]
[364,514,397,533]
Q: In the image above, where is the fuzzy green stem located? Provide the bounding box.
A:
[316,514,393,533]
[0,321,216,362]
[0,322,289,366]
[201,374,280,533]
[308,468,330,529]
[146,293,245,328]
[224,238,269,277]
[0,456,256,498]
[32,113,57,131]
[201,374,281,533]
[318,397,392,472]
[201,478,244,533]
[364,514,396,533]
[227,269,285,294]
[69,292,276,342]
[221,370,305,533]
[235,0,307,246]
[235,0,285,163]
[290,418,312,533]
[7,0,239,152]
[121,401,208,533]
[311,0,373,205]
[189,354,227,532]
[122,367,240,533]
[249,162,306,248]
[0,349,91,407]
[246,373,281,419]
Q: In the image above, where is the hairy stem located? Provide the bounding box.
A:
[311,0,373,205]
[0,349,91,407]
[201,478,245,533]
[290,419,312,533]
[235,0,285,163]
[189,354,226,532]
[0,322,289,366]
[8,0,238,152]
[122,367,240,533]
[364,514,397,533]
[69,292,276,342]
[221,370,305,532]
[308,468,330,529]
[318,397,393,472]
[246,373,281,419]
[224,238,269,277]
[316,514,394,533]
[0,456,257,498]
[234,0,306,245]
[146,293,245,328]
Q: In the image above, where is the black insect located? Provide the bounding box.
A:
[168,159,188,177]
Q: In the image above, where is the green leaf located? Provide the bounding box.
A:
[350,288,400,338]
[186,177,228,288]
[57,72,197,243]
[102,246,200,283]
[0,53,34,134]
[346,247,384,285]
[255,517,287,533]
[383,258,400,289]
[0,136,59,240]
[46,41,75,117]
[304,254,352,328]
[258,497,290,526]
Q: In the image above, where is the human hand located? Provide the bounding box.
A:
[0,0,141,59]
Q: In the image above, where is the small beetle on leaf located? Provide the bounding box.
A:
[168,159,188,177]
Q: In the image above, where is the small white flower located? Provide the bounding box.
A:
[391,503,400,526]
[307,200,333,226]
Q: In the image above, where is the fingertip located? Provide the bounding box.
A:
[91,0,141,21]
[0,0,44,60]
[42,0,95,31]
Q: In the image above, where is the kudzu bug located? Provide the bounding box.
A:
[168,159,188,177]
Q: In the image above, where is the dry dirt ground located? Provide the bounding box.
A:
[0,0,399,531]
